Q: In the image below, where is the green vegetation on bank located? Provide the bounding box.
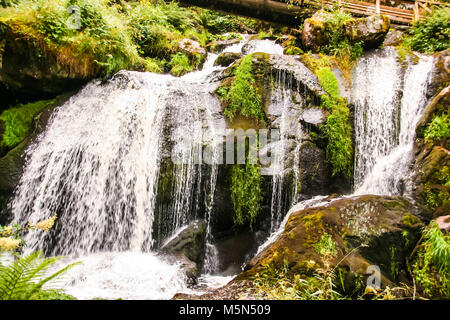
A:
[403,7,450,54]
[410,222,450,298]
[0,99,55,149]
[0,0,262,77]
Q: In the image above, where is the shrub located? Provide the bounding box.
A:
[404,7,450,53]
[424,113,449,143]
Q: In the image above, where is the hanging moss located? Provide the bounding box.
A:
[222,54,266,124]
[230,157,262,230]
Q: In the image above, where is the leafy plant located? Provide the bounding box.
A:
[404,7,450,54]
[0,251,79,300]
[424,113,449,143]
[410,222,450,298]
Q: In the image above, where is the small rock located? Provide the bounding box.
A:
[206,39,241,53]
[214,52,242,67]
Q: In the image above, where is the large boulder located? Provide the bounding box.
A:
[301,10,332,53]
[214,52,242,67]
[180,195,423,299]
[344,14,390,49]
[160,219,207,265]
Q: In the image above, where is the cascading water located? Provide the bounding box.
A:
[353,49,433,196]
[9,37,288,299]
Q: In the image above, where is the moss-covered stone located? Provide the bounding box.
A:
[242,195,422,289]
[343,14,390,49]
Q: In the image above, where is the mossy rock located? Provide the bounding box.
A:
[283,46,303,55]
[240,195,422,290]
[343,14,390,49]
[214,52,242,67]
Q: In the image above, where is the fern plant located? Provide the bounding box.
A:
[0,251,79,300]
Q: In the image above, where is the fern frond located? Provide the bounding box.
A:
[0,251,79,300]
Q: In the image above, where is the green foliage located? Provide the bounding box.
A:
[0,251,79,300]
[316,67,340,98]
[168,52,193,76]
[424,113,449,143]
[404,7,450,54]
[313,233,338,257]
[251,259,344,300]
[230,159,262,230]
[0,99,55,149]
[411,222,450,298]
[422,166,450,211]
[223,55,266,123]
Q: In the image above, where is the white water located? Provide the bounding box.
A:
[353,50,433,196]
[258,48,434,259]
[9,37,287,299]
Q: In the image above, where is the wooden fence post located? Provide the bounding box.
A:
[414,1,420,22]
[376,0,381,14]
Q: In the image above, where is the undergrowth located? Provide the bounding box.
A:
[0,99,55,149]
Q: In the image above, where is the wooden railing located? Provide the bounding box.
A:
[279,0,450,24]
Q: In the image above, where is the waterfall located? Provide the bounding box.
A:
[353,49,433,196]
[8,37,286,299]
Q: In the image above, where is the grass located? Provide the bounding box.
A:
[0,99,55,149]
[424,113,449,143]
[410,222,450,298]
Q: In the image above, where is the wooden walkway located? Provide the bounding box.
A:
[178,0,449,26]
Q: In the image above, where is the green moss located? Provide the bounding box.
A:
[0,99,55,149]
[230,159,262,230]
[320,97,353,178]
[316,67,340,98]
[422,165,450,212]
[222,54,266,124]
[401,214,423,229]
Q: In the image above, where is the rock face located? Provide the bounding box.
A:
[206,39,241,53]
[301,10,331,53]
[160,220,207,265]
[412,85,449,219]
[214,52,242,67]
[181,195,423,299]
[301,11,390,52]
[160,220,207,284]
[178,39,207,61]
[344,14,390,48]
[0,30,90,96]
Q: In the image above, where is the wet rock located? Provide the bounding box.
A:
[382,29,405,47]
[161,219,207,264]
[344,14,390,49]
[297,141,328,195]
[428,50,450,98]
[243,195,422,288]
[206,39,241,53]
[300,107,326,128]
[301,10,333,53]
[178,39,207,58]
[214,52,242,67]
[181,195,423,299]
